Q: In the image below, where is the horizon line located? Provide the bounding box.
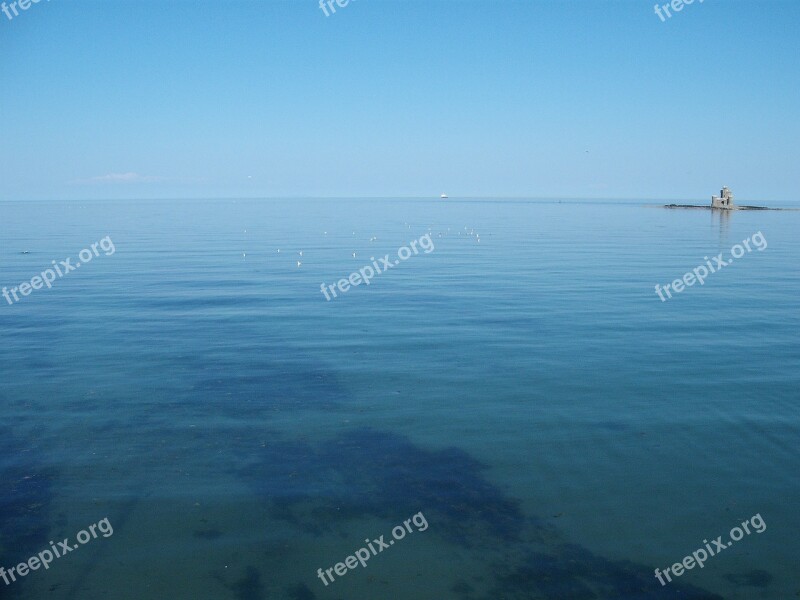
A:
[1,195,795,203]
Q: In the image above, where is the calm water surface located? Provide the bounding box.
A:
[1,198,798,599]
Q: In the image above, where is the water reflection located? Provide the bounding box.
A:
[711,208,732,247]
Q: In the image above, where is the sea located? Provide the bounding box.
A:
[1,198,798,600]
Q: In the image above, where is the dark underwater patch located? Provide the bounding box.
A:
[189,359,346,412]
[194,528,223,540]
[476,546,725,600]
[723,568,773,587]
[223,565,265,600]
[452,579,475,597]
[239,427,725,600]
[0,433,54,552]
[241,428,524,544]
[0,427,55,598]
[286,582,316,600]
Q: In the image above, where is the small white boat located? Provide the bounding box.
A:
[440,193,448,199]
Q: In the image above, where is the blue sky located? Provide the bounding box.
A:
[1,0,798,201]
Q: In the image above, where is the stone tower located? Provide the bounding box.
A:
[711,186,734,209]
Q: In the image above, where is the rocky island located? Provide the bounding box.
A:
[666,186,782,210]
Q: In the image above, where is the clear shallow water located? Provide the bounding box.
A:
[1,198,798,600]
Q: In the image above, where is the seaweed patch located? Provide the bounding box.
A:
[0,427,55,598]
[240,428,725,599]
[241,428,524,544]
